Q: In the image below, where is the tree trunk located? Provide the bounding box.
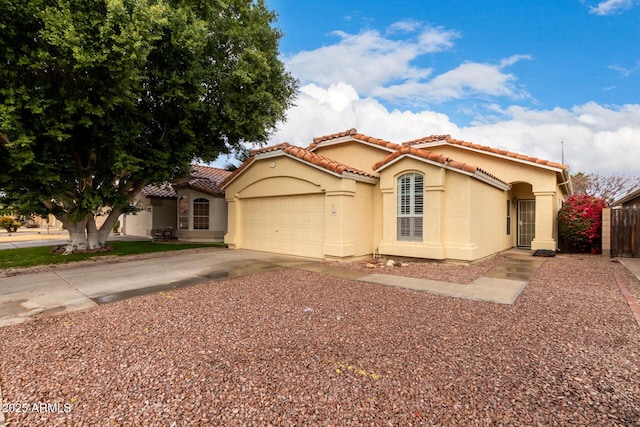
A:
[64,219,90,252]
[56,207,125,253]
[86,217,100,249]
[97,208,123,247]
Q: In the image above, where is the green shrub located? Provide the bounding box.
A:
[0,216,20,232]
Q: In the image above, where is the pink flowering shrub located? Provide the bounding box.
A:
[558,195,608,253]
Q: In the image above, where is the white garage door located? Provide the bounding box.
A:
[241,194,325,258]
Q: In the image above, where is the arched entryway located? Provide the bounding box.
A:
[510,182,535,248]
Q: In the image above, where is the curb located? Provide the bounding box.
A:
[613,272,640,327]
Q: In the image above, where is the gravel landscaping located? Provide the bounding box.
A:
[325,254,509,284]
[1,254,639,426]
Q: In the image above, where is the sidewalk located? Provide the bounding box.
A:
[0,228,149,250]
[619,258,640,282]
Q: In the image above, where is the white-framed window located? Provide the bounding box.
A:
[178,196,189,230]
[193,198,210,230]
[397,173,423,241]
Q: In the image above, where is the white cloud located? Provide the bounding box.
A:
[265,83,640,176]
[371,58,532,105]
[284,22,459,96]
[608,61,640,77]
[386,20,421,34]
[589,0,635,15]
[452,103,640,175]
[271,83,459,146]
[285,22,530,107]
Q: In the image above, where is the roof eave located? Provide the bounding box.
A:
[418,141,567,173]
[341,171,378,184]
[221,149,378,189]
[375,154,510,191]
[612,186,640,206]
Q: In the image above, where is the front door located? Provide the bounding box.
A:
[517,200,536,248]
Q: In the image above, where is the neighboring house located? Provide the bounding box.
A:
[121,165,231,241]
[611,186,640,208]
[221,129,572,262]
[604,186,640,258]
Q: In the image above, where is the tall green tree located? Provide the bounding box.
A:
[0,0,296,251]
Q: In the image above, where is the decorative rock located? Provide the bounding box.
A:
[365,263,377,269]
[386,259,396,267]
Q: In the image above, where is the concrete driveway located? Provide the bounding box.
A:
[0,248,314,327]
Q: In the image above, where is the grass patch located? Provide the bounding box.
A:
[0,241,226,270]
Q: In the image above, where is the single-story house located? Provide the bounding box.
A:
[221,128,572,262]
[611,186,640,208]
[121,165,231,241]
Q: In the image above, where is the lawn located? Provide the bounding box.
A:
[0,240,226,269]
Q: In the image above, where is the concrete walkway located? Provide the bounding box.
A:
[295,250,546,305]
[619,258,640,282]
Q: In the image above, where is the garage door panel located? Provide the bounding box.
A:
[241,194,324,258]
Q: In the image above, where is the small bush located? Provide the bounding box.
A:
[0,216,21,232]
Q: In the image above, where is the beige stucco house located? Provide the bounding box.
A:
[122,165,230,241]
[221,129,572,262]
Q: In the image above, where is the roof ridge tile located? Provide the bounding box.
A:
[407,135,569,171]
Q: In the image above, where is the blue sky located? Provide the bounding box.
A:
[222,0,640,175]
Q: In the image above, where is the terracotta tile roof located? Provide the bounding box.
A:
[374,146,511,189]
[222,130,567,191]
[307,128,401,151]
[191,164,232,182]
[142,182,176,198]
[403,135,569,171]
[144,165,231,198]
[175,165,231,196]
[221,142,378,188]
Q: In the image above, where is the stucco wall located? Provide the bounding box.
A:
[122,196,177,238]
[432,145,566,251]
[377,157,509,261]
[122,195,153,237]
[428,146,561,192]
[175,189,226,241]
[468,179,511,259]
[353,181,375,256]
[312,141,391,175]
[151,198,178,231]
[225,155,375,258]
